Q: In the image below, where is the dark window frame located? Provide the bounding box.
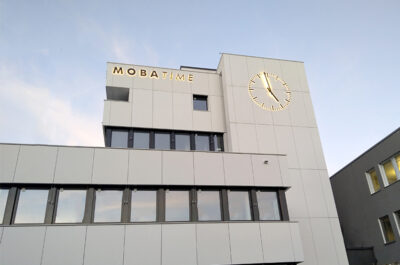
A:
[193,94,208,111]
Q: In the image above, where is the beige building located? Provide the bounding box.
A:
[0,53,348,265]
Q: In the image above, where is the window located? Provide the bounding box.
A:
[366,168,381,193]
[213,134,224,152]
[165,190,189,221]
[193,95,208,111]
[0,189,9,223]
[381,160,398,185]
[195,133,210,151]
[394,210,400,235]
[197,190,221,221]
[257,191,281,220]
[55,189,86,223]
[228,191,251,221]
[395,154,400,173]
[175,133,191,150]
[133,131,150,149]
[94,190,123,222]
[14,189,48,224]
[111,130,128,148]
[379,215,395,243]
[154,132,170,150]
[131,190,157,222]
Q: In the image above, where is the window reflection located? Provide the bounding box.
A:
[213,134,224,152]
[94,190,122,222]
[111,130,128,148]
[134,131,150,149]
[197,191,221,221]
[14,189,48,224]
[367,169,381,193]
[0,189,9,223]
[382,160,398,185]
[228,191,251,221]
[165,190,189,221]
[131,190,157,222]
[195,134,210,151]
[193,95,208,111]
[55,190,86,223]
[257,191,281,220]
[175,134,191,151]
[155,133,170,150]
[379,215,395,243]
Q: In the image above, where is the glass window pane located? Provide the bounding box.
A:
[395,155,400,173]
[94,190,122,222]
[0,189,9,223]
[55,190,86,223]
[111,130,128,148]
[383,160,397,185]
[213,134,224,152]
[155,132,170,150]
[380,216,395,243]
[193,95,208,111]
[228,191,251,220]
[131,190,157,222]
[175,134,191,151]
[165,191,189,221]
[257,191,281,220]
[197,191,221,221]
[14,189,48,224]
[195,134,210,151]
[368,169,381,193]
[134,131,150,149]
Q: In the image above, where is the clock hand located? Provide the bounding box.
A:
[262,72,280,103]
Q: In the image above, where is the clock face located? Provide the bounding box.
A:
[248,72,291,111]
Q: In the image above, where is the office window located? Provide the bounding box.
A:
[14,189,48,224]
[133,131,150,149]
[379,215,395,243]
[155,132,170,150]
[175,133,191,150]
[55,189,86,223]
[257,191,281,220]
[381,160,398,185]
[366,168,381,193]
[131,190,157,222]
[197,190,221,221]
[394,210,400,235]
[94,190,123,222]
[395,155,400,172]
[165,190,189,221]
[0,189,9,223]
[195,134,210,151]
[111,130,128,148]
[193,95,208,111]
[213,134,224,152]
[228,191,251,221]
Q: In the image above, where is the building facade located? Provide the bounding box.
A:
[0,53,348,265]
[331,128,400,265]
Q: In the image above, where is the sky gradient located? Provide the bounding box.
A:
[0,0,399,175]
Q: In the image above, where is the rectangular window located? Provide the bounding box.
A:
[213,134,224,152]
[165,190,189,221]
[55,189,86,223]
[111,130,128,148]
[381,160,399,185]
[94,190,123,223]
[193,95,208,111]
[133,131,150,149]
[197,190,221,221]
[175,133,191,151]
[154,132,171,150]
[379,215,395,243]
[14,189,48,224]
[0,189,9,223]
[394,210,400,236]
[257,191,281,220]
[131,190,157,222]
[366,168,381,193]
[395,155,400,173]
[228,191,251,221]
[195,134,210,151]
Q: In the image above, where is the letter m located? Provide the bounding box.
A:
[113,67,123,75]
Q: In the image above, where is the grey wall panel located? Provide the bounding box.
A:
[310,218,340,265]
[128,150,162,185]
[223,153,254,186]
[260,222,295,263]
[196,223,231,265]
[0,144,20,183]
[92,149,128,184]
[83,225,124,265]
[251,154,283,186]
[194,152,225,186]
[229,223,263,264]
[124,225,161,265]
[41,226,86,265]
[162,151,194,185]
[162,224,197,265]
[54,147,94,184]
[14,145,57,183]
[0,226,46,265]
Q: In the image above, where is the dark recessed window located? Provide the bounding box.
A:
[133,131,150,149]
[0,189,9,224]
[165,190,189,221]
[14,189,49,224]
[193,95,208,111]
[213,134,224,152]
[195,134,210,151]
[175,133,191,151]
[257,191,281,221]
[379,215,395,243]
[197,190,221,221]
[55,189,86,223]
[155,132,171,150]
[131,190,157,222]
[228,191,251,221]
[111,130,128,148]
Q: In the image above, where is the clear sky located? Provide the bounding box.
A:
[0,0,399,175]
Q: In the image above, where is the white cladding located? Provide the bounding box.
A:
[0,53,348,265]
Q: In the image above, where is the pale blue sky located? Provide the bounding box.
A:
[0,0,399,175]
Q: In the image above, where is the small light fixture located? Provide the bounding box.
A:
[264,160,269,164]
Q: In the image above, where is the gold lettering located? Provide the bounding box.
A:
[113,67,123,75]
[162,72,168,79]
[150,70,159,79]
[127,68,136,76]
[140,69,147,77]
[188,74,193,82]
[176,73,185,81]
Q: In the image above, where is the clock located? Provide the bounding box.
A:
[248,71,291,111]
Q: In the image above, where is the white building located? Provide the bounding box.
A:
[0,53,348,265]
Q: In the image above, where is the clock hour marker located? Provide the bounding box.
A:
[280,103,284,108]
[285,98,290,103]
[250,80,255,83]
[253,96,258,100]
[248,88,254,91]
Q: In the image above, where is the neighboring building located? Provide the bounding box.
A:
[331,128,400,265]
[0,53,348,265]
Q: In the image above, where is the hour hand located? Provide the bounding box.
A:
[262,73,280,103]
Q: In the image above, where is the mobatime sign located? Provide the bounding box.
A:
[112,66,194,82]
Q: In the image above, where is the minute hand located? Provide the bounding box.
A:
[263,73,280,103]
